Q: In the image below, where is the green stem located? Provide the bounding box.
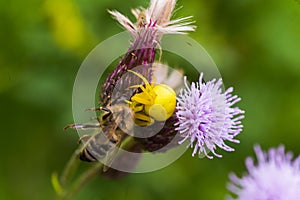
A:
[63,162,103,200]
[60,148,81,187]
[53,147,81,200]
[54,137,138,200]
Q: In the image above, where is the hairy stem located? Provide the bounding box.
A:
[63,162,103,200]
[60,148,81,187]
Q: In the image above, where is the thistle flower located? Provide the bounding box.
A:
[227,145,300,200]
[175,73,244,158]
[109,0,195,37]
[101,0,195,106]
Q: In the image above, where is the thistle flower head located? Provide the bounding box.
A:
[175,73,244,158]
[102,0,195,106]
[102,0,194,106]
[109,0,195,37]
[227,145,300,200]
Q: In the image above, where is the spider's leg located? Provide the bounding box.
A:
[134,113,154,126]
[131,92,153,105]
[127,70,151,87]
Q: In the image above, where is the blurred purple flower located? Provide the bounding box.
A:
[227,145,300,200]
[175,73,244,158]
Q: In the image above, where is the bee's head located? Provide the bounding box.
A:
[99,107,112,122]
[100,107,111,113]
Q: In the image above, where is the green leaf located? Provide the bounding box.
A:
[51,172,63,195]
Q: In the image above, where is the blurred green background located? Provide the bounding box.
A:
[1,0,300,199]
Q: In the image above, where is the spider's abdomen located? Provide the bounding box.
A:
[145,84,176,121]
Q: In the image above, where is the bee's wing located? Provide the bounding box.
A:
[102,105,133,172]
[102,140,121,172]
[79,129,120,165]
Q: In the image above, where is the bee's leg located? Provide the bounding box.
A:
[64,124,100,130]
[78,134,92,144]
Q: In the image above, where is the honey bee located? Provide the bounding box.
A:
[65,104,134,171]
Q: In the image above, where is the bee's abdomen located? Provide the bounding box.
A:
[79,148,98,162]
[79,134,115,162]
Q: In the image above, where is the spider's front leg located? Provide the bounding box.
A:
[134,112,154,126]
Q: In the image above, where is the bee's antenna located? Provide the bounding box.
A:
[86,107,101,111]
[85,107,111,113]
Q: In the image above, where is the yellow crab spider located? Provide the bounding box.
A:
[127,70,176,124]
